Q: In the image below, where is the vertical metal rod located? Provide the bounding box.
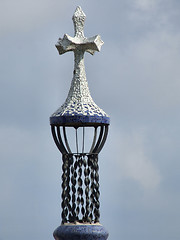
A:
[76,128,79,154]
[89,127,97,153]
[92,126,104,153]
[51,126,67,154]
[96,125,109,154]
[57,126,68,154]
[82,126,85,154]
[63,126,72,154]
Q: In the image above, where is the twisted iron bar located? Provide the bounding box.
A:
[61,153,100,224]
[51,125,108,223]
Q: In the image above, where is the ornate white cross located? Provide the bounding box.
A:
[56,6,104,56]
[51,6,109,125]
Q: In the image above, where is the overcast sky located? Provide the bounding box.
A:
[1,0,180,240]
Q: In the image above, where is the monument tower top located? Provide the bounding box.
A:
[50,6,110,126]
[51,7,109,240]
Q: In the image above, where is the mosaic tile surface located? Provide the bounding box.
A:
[50,7,110,126]
[53,224,109,240]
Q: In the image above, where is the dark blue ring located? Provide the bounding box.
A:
[53,224,109,240]
[50,115,110,125]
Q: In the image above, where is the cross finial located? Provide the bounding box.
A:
[51,7,109,127]
[55,6,104,55]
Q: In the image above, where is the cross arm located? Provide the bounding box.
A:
[55,34,104,55]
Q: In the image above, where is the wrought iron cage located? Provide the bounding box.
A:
[51,125,109,224]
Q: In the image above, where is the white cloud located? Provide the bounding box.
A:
[134,0,160,10]
[113,128,161,190]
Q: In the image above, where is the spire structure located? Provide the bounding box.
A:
[50,6,109,126]
[50,6,109,240]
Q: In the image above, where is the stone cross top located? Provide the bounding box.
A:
[51,6,109,126]
[56,6,104,55]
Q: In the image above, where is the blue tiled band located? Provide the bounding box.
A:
[53,224,109,240]
[50,115,110,125]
